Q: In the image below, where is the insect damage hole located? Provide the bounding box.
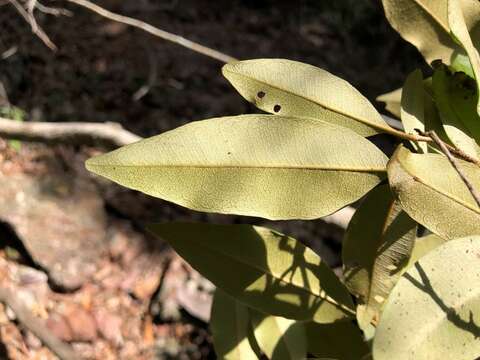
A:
[273,104,281,112]
[257,91,266,98]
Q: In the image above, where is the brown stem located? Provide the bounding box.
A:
[427,131,480,208]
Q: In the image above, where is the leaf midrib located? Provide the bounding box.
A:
[413,0,450,33]
[399,156,480,214]
[88,162,387,173]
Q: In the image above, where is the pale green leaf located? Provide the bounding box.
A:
[222,59,389,137]
[376,87,402,119]
[373,236,480,359]
[250,310,306,360]
[448,0,480,115]
[387,145,480,239]
[404,233,446,271]
[305,321,369,360]
[210,289,259,360]
[433,65,480,159]
[342,184,417,329]
[86,115,387,220]
[381,0,461,64]
[401,70,428,153]
[149,223,355,323]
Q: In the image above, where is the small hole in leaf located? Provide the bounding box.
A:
[257,91,266,98]
[273,104,281,112]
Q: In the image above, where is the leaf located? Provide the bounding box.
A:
[404,233,446,270]
[149,222,355,323]
[433,64,480,159]
[86,115,387,220]
[222,59,390,137]
[373,236,480,359]
[448,0,480,114]
[305,321,370,360]
[250,310,306,360]
[210,289,259,360]
[376,87,402,118]
[342,184,417,329]
[401,70,428,153]
[387,145,480,239]
[381,0,462,64]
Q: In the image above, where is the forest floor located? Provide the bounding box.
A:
[0,0,425,358]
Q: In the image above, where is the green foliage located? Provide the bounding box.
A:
[86,0,480,358]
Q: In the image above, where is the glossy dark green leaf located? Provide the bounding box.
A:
[149,223,355,323]
[433,65,480,159]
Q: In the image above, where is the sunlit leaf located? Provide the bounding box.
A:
[149,223,355,323]
[86,115,387,220]
[373,236,480,359]
[376,87,402,119]
[404,233,446,270]
[305,321,370,360]
[250,310,306,360]
[448,0,480,114]
[210,289,259,360]
[342,184,417,329]
[387,145,480,239]
[222,59,390,137]
[433,65,480,159]
[401,70,428,153]
[381,0,461,64]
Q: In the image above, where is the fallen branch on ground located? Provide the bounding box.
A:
[0,287,79,360]
[65,0,237,63]
[0,117,141,149]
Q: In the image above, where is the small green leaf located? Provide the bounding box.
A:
[387,145,480,239]
[210,289,259,360]
[250,310,306,360]
[448,0,480,114]
[305,321,370,360]
[222,59,390,137]
[376,87,402,119]
[149,223,355,323]
[343,184,417,329]
[433,65,480,159]
[401,69,428,153]
[86,115,387,220]
[373,236,480,359]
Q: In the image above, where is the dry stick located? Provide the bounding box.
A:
[7,0,57,50]
[0,117,141,149]
[65,0,237,63]
[0,287,79,360]
[428,130,480,208]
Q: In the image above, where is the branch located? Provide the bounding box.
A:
[8,0,57,50]
[65,0,237,63]
[0,117,141,149]
[427,130,480,208]
[0,287,79,360]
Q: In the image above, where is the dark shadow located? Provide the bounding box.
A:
[404,263,480,338]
